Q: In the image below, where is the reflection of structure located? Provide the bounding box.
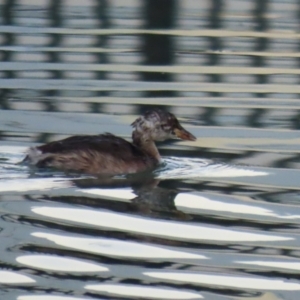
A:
[0,0,14,109]
[207,0,223,100]
[1,1,300,168]
[141,0,176,99]
[92,0,110,113]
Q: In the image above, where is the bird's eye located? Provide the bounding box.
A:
[161,124,170,131]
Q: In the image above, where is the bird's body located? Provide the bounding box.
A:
[24,109,196,175]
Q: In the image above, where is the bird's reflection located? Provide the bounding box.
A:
[45,172,191,221]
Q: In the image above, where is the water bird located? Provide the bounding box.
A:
[24,109,196,175]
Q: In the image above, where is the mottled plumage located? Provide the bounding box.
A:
[23,109,196,175]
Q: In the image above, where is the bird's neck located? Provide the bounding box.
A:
[132,130,161,162]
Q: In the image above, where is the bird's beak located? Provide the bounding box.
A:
[174,127,196,141]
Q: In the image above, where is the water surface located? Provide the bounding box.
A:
[1,1,300,300]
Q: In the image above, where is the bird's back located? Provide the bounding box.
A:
[25,133,157,175]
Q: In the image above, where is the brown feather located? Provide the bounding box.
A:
[28,134,157,175]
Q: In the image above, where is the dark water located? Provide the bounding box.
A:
[1,1,300,299]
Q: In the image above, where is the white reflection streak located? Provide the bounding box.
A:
[0,271,35,283]
[175,193,300,219]
[144,272,300,291]
[32,207,292,242]
[78,188,136,200]
[85,283,203,299]
[32,232,206,259]
[18,296,88,300]
[17,255,108,272]
[0,178,71,192]
[176,193,274,216]
[0,145,27,153]
[237,260,300,271]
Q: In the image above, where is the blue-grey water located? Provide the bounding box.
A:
[1,1,300,300]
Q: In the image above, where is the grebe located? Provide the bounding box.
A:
[24,109,196,175]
